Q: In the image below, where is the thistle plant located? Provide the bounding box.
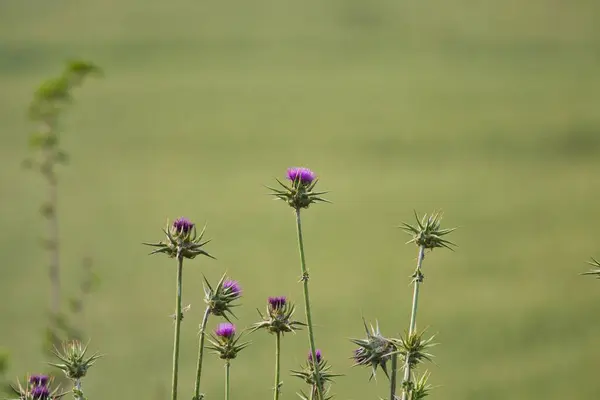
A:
[194,276,242,400]
[24,60,101,318]
[350,319,395,382]
[9,374,66,400]
[252,296,306,400]
[207,323,250,400]
[581,257,600,278]
[143,218,214,400]
[48,340,101,400]
[395,212,455,400]
[291,350,340,400]
[267,167,330,400]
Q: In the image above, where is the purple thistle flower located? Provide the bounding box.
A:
[353,348,368,364]
[286,167,315,184]
[308,349,322,364]
[215,322,236,339]
[29,374,49,387]
[30,385,50,399]
[172,217,194,234]
[223,280,242,298]
[268,296,287,311]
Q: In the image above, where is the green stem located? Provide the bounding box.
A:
[390,353,398,400]
[73,379,83,400]
[225,360,231,400]
[295,209,325,400]
[274,332,281,400]
[171,254,184,400]
[400,245,425,400]
[193,306,211,399]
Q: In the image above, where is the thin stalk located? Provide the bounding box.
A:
[294,209,324,400]
[225,361,231,400]
[193,306,211,399]
[400,245,425,400]
[389,353,398,400]
[274,332,281,400]
[48,173,61,316]
[41,122,61,318]
[73,379,82,400]
[171,254,184,400]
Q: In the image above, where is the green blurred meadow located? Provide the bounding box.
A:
[1,0,600,398]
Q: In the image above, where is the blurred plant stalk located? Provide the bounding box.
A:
[25,61,101,317]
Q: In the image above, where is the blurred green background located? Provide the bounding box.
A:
[2,1,600,399]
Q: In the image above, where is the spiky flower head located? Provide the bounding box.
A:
[48,340,102,380]
[143,217,215,260]
[207,323,250,360]
[392,330,437,371]
[291,349,341,396]
[349,319,396,381]
[10,374,66,400]
[267,167,329,210]
[203,274,242,321]
[251,296,305,335]
[401,211,456,251]
[581,257,600,279]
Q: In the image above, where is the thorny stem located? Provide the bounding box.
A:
[225,360,231,400]
[295,209,325,400]
[41,119,61,318]
[73,379,83,400]
[48,173,60,316]
[193,306,211,399]
[400,245,425,400]
[171,254,184,400]
[390,352,398,400]
[274,332,281,400]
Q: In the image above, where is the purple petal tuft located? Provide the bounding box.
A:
[286,167,315,184]
[173,217,194,234]
[215,322,236,339]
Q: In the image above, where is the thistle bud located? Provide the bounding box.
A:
[48,340,101,381]
[207,323,250,361]
[291,349,341,387]
[251,296,305,335]
[267,167,330,210]
[401,211,456,251]
[392,330,437,370]
[204,274,242,321]
[143,217,215,260]
[350,319,396,380]
[10,374,65,400]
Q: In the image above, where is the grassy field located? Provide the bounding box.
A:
[1,1,600,399]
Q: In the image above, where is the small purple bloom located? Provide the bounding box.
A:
[308,349,322,364]
[215,322,236,339]
[223,280,242,298]
[172,217,194,234]
[29,374,49,387]
[30,385,50,399]
[286,167,315,184]
[268,296,287,311]
[353,348,368,364]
